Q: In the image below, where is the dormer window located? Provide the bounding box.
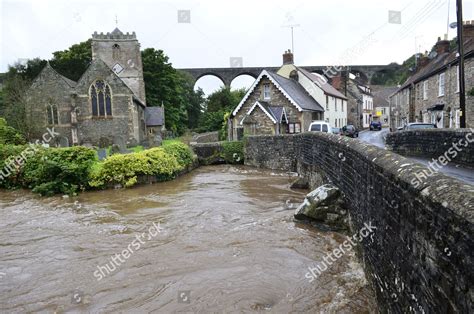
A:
[263,84,270,100]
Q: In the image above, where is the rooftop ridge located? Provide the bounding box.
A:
[92,29,136,40]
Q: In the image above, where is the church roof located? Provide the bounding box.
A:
[111,27,123,36]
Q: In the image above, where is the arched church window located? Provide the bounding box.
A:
[90,80,112,117]
[112,44,121,60]
[47,104,59,125]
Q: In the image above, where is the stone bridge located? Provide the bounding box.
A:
[178,64,395,87]
[243,133,473,312]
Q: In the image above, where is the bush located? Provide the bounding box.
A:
[23,146,97,196]
[89,147,182,189]
[0,118,26,145]
[0,144,28,188]
[161,141,194,168]
[221,141,244,164]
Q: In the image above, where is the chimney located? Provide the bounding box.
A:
[435,37,450,54]
[418,54,429,68]
[463,20,474,39]
[283,50,294,65]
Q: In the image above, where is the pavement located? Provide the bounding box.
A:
[357,127,474,185]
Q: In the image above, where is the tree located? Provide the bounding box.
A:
[50,39,92,81]
[142,48,204,135]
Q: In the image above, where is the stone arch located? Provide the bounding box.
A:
[230,73,257,91]
[194,73,228,88]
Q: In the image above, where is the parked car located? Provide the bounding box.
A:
[404,123,437,130]
[331,127,341,135]
[308,121,331,133]
[369,121,382,131]
[341,124,359,138]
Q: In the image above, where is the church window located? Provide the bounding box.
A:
[112,44,121,60]
[90,80,112,117]
[47,104,59,125]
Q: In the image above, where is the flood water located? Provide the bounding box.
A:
[0,165,376,313]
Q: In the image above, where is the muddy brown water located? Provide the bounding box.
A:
[0,165,377,313]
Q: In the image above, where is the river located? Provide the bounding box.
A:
[0,165,377,313]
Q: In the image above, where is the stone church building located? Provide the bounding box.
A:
[26,28,164,147]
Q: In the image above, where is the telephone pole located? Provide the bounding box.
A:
[456,0,466,128]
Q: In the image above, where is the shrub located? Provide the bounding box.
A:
[89,148,181,189]
[161,141,194,168]
[221,141,244,164]
[0,144,28,188]
[23,146,97,196]
[0,118,26,145]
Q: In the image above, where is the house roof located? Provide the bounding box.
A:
[42,62,77,88]
[145,106,164,126]
[297,67,348,100]
[240,101,288,125]
[394,37,474,95]
[232,69,324,116]
[372,85,398,107]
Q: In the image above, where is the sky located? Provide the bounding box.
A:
[1,0,473,94]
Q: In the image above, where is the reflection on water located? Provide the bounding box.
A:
[0,165,376,313]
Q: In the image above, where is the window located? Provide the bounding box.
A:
[423,81,428,100]
[326,95,329,110]
[288,122,301,134]
[47,104,59,125]
[112,44,121,60]
[438,73,445,97]
[341,100,344,112]
[335,98,338,111]
[263,84,270,100]
[90,80,112,117]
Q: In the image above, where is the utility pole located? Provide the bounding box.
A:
[456,0,466,128]
[282,23,300,57]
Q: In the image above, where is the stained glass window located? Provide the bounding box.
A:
[90,80,112,117]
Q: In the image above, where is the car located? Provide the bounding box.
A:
[369,121,382,131]
[331,127,341,135]
[341,124,359,138]
[404,123,437,130]
[308,121,331,133]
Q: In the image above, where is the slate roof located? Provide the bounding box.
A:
[297,67,348,100]
[257,101,288,123]
[145,106,164,126]
[266,71,324,112]
[395,37,474,93]
[372,85,399,107]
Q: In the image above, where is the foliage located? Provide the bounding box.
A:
[23,146,97,196]
[89,147,183,188]
[50,39,92,81]
[221,111,231,140]
[0,118,26,145]
[221,141,244,164]
[0,144,28,188]
[142,48,205,135]
[161,141,194,168]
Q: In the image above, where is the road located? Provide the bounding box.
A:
[358,128,474,185]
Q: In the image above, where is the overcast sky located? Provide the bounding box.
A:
[1,0,473,94]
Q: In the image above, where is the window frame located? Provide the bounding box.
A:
[90,79,113,118]
[438,73,445,97]
[263,83,271,100]
[423,81,428,100]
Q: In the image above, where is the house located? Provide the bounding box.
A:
[229,51,347,139]
[25,28,164,147]
[389,21,474,129]
[372,86,398,126]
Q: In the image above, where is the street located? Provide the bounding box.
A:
[358,128,474,185]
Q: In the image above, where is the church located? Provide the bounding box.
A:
[25,28,164,147]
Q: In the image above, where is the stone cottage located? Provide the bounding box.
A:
[389,21,474,129]
[25,28,164,147]
[229,51,348,139]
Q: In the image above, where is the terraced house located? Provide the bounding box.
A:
[390,21,474,129]
[229,51,347,140]
[25,28,164,147]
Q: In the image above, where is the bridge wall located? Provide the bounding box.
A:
[386,129,474,167]
[245,133,473,313]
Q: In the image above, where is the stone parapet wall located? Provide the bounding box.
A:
[245,132,473,312]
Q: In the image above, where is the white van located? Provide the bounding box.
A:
[308,121,331,133]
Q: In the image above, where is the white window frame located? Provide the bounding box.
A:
[423,81,428,100]
[438,73,445,97]
[456,65,460,93]
[263,84,270,100]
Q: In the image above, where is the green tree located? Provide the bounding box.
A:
[142,48,204,135]
[49,39,92,81]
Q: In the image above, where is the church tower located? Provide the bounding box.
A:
[91,28,146,104]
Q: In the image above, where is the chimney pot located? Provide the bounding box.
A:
[435,38,450,54]
[283,50,294,65]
